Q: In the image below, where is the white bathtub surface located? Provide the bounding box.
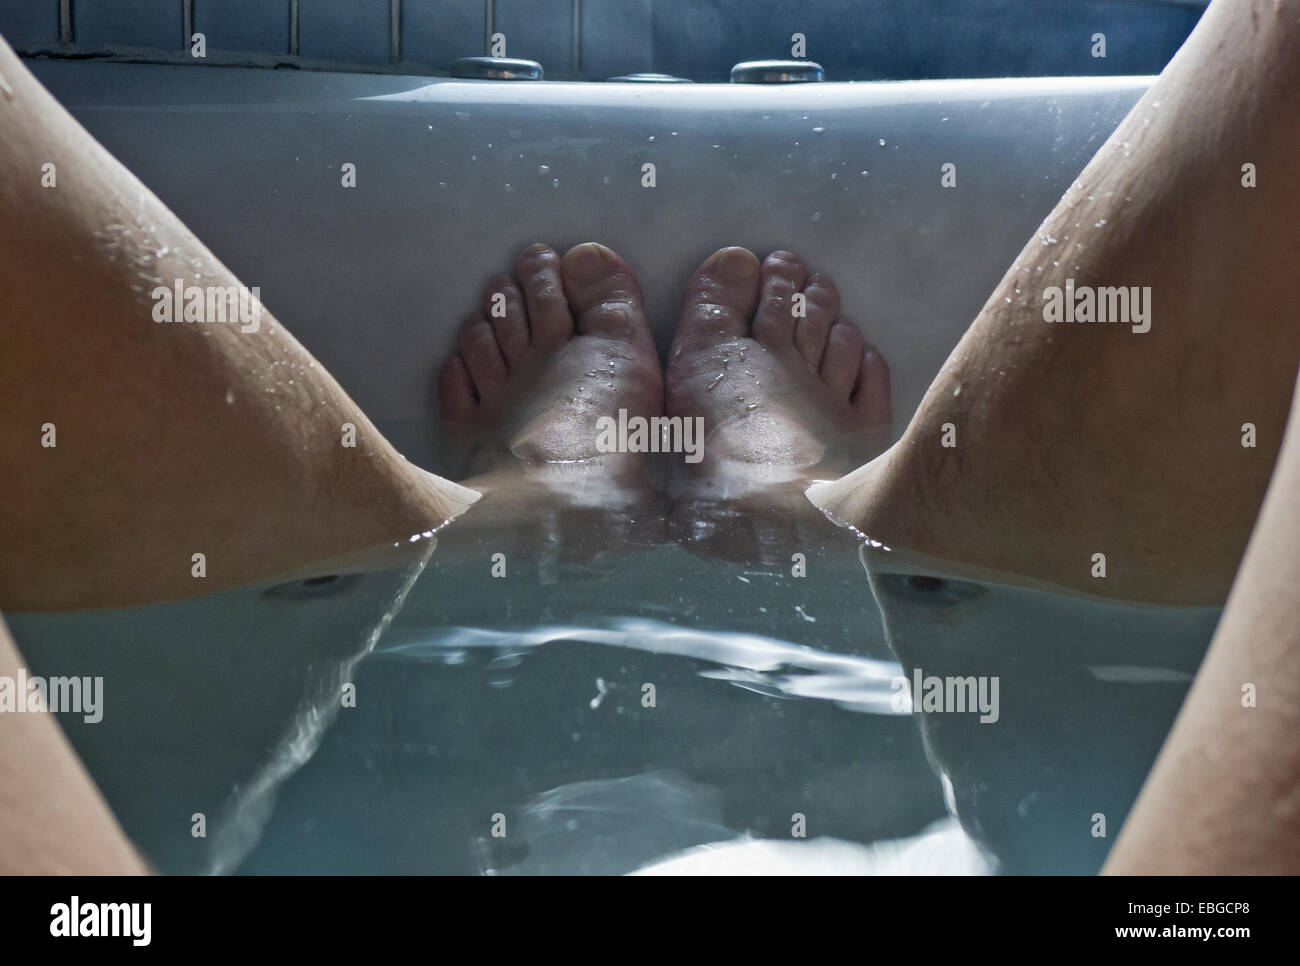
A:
[30,61,1148,470]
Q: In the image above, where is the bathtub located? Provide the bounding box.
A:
[14,59,1195,875]
[29,60,1148,472]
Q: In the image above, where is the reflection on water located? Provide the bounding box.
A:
[862,544,1221,874]
[228,487,957,873]
[7,481,1217,875]
[637,816,992,875]
[236,532,951,874]
[8,539,436,874]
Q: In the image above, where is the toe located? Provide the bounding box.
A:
[675,246,760,347]
[437,354,479,424]
[559,243,651,343]
[794,273,841,368]
[457,315,508,399]
[820,322,864,400]
[751,251,807,347]
[514,243,574,350]
[482,273,529,365]
[851,341,892,429]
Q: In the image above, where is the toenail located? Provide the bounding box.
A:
[565,244,605,282]
[523,243,551,257]
[716,248,758,282]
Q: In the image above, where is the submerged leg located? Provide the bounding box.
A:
[0,613,145,873]
[1106,376,1300,873]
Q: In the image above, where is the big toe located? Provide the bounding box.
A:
[559,243,651,345]
[674,246,761,350]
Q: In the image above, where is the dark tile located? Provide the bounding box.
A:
[73,0,185,49]
[494,0,571,79]
[193,0,290,54]
[298,0,391,65]
[401,0,485,68]
[0,0,60,46]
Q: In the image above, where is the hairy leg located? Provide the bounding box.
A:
[0,35,476,612]
[810,0,1300,605]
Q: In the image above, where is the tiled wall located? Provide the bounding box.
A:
[194,0,290,55]
[0,0,501,70]
[0,0,1205,79]
[401,0,484,71]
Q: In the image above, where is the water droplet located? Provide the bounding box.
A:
[504,183,515,192]
[812,126,825,134]
[878,138,886,146]
[647,135,655,142]
[538,164,551,174]
[810,211,822,222]
[1093,219,1107,228]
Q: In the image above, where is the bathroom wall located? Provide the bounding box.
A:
[2,0,1205,79]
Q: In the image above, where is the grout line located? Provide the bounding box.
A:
[289,0,299,56]
[390,0,400,64]
[183,0,193,49]
[485,0,494,54]
[571,0,581,78]
[59,0,71,45]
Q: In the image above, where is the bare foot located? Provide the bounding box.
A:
[665,247,890,490]
[438,242,663,478]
